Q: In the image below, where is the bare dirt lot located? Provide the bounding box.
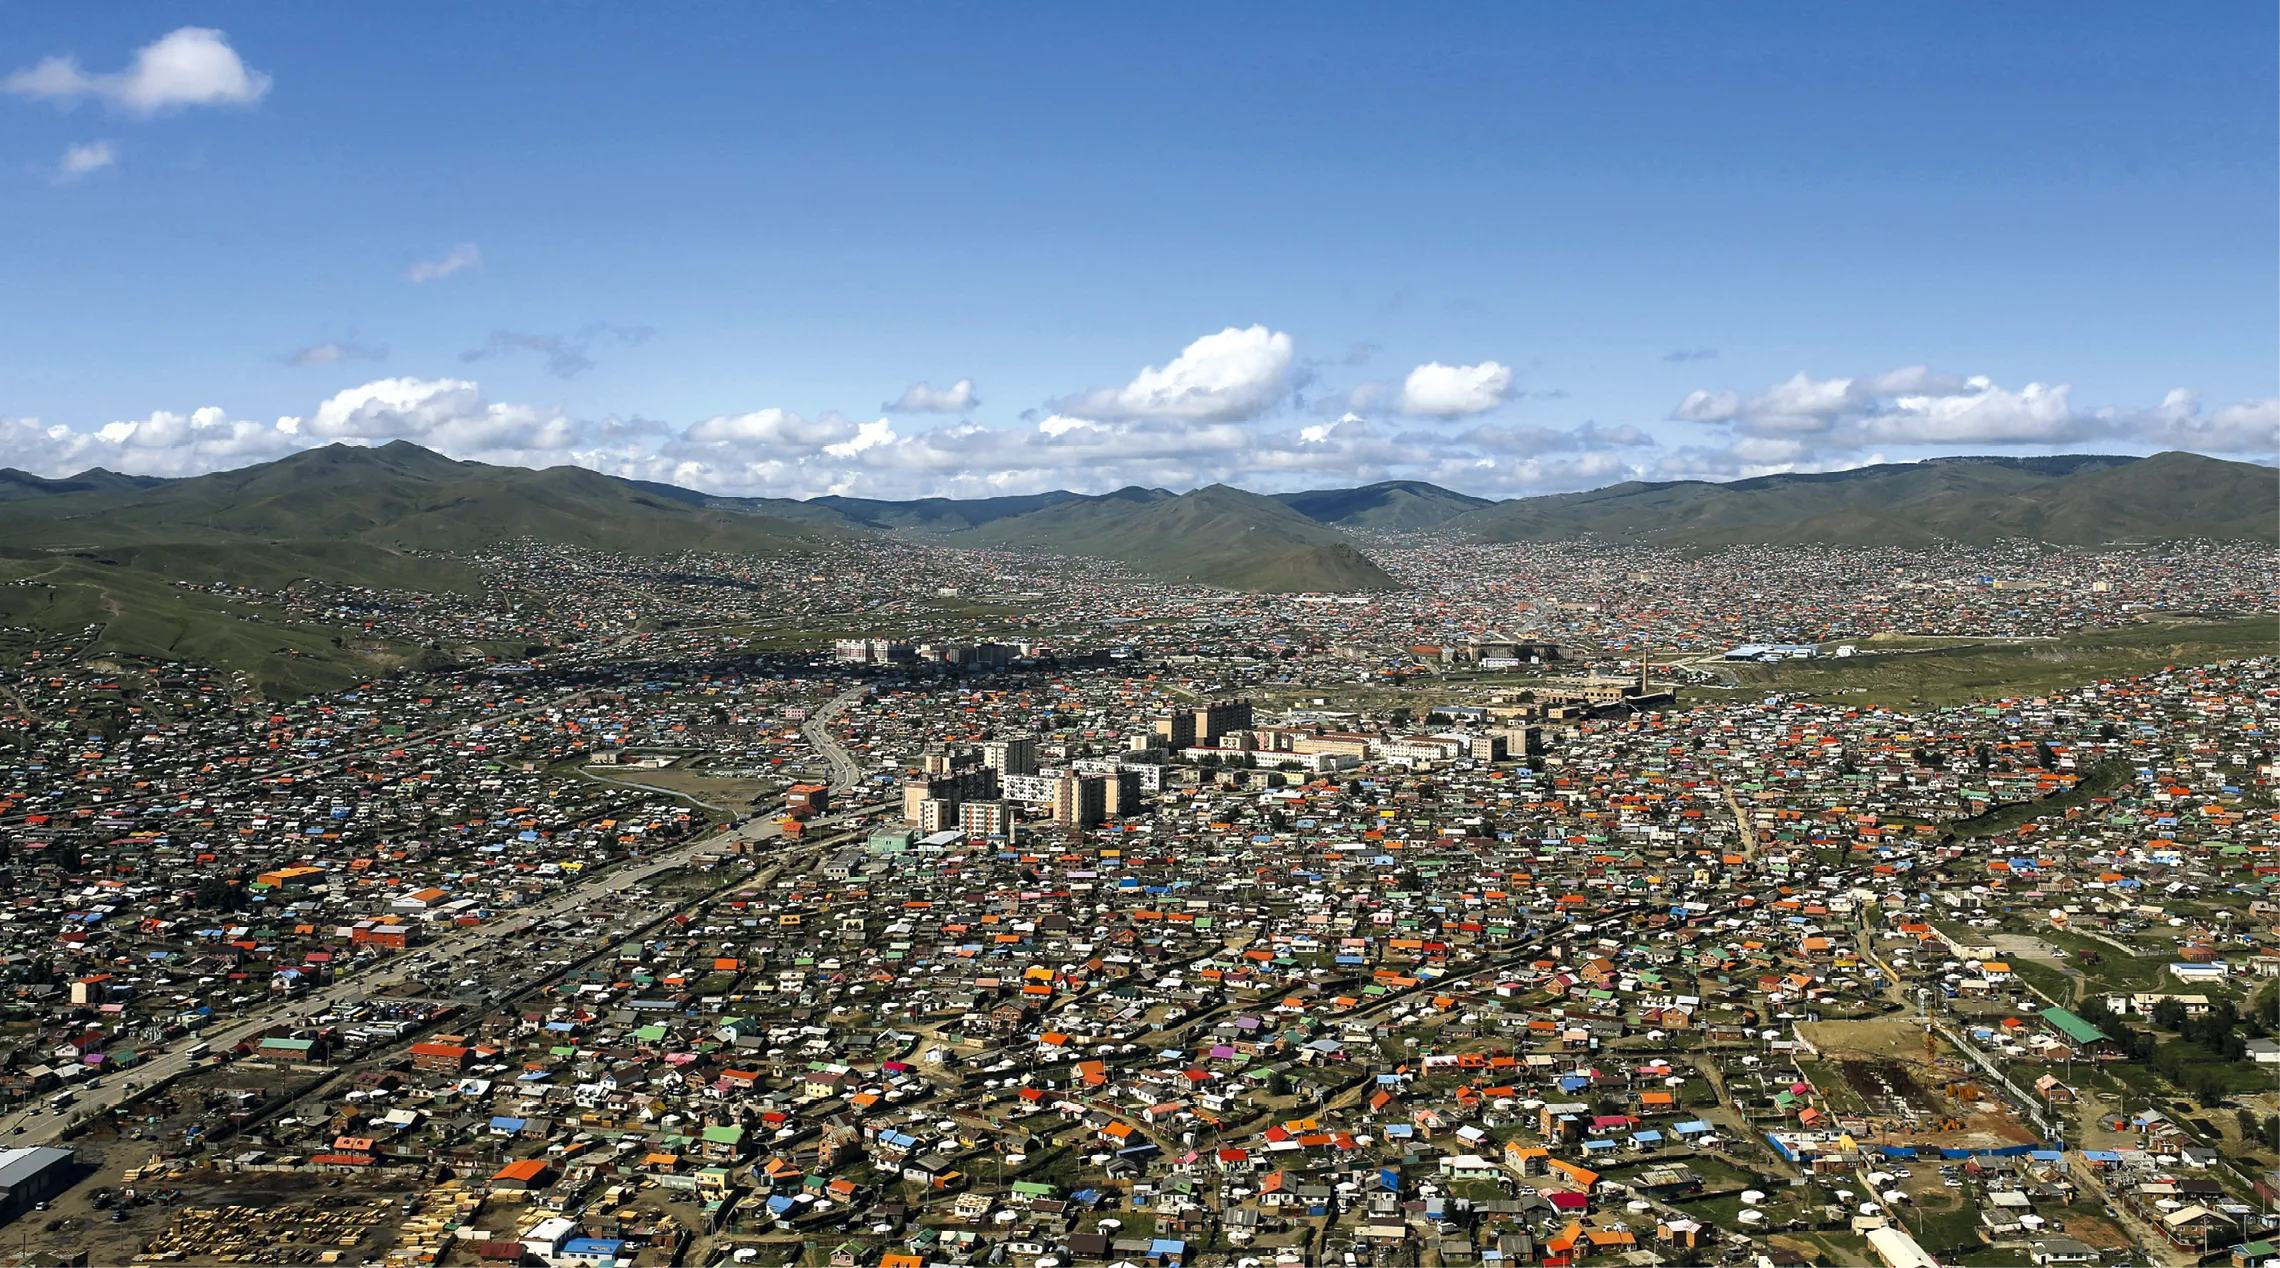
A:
[1797,1018,2041,1149]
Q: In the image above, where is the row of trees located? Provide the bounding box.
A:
[2238,1108,2280,1156]
[2074,995,2259,1105]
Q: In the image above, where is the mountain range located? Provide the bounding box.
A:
[1444,451,2278,548]
[0,442,2263,691]
[0,443,2266,573]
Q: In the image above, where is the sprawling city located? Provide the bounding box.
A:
[0,491,2266,1268]
[2,7,2275,1268]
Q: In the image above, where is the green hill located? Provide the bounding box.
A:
[0,549,459,697]
[0,467,171,500]
[0,441,841,564]
[626,482,1105,534]
[959,483,1396,591]
[1897,450,2280,545]
[0,442,846,693]
[1271,480,1494,530]
[1446,452,2274,546]
[651,477,1394,591]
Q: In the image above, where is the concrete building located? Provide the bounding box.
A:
[834,638,916,664]
[1104,771,1142,819]
[1152,712,1197,750]
[981,737,1038,777]
[917,798,957,835]
[902,767,998,825]
[1000,772,1059,804]
[1194,698,1254,747]
[1052,770,1106,830]
[958,800,1015,837]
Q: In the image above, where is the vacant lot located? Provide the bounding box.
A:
[1723,617,2278,708]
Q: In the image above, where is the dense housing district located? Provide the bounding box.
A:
[0,534,2273,1268]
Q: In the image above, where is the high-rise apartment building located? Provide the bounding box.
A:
[1194,698,1254,747]
[1051,770,1106,830]
[1152,712,1197,750]
[958,800,1015,837]
[901,766,1000,825]
[981,736,1038,777]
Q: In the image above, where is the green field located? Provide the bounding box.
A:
[1945,760,2132,840]
[1721,617,2278,708]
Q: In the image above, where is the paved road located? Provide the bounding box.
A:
[802,684,869,789]
[9,801,873,1149]
[8,676,872,1141]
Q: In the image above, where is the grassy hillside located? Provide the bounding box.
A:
[809,489,1105,532]
[0,553,461,696]
[960,483,1398,591]
[0,467,171,500]
[0,442,837,556]
[634,484,1130,534]
[1898,450,2279,545]
[1272,480,1493,530]
[58,540,490,596]
[1448,453,2273,546]
[0,442,848,692]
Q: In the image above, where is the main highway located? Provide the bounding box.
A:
[7,693,883,1149]
[801,683,870,789]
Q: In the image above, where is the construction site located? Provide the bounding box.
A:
[1793,1018,2045,1152]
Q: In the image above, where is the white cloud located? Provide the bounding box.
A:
[408,243,481,283]
[1050,326,1295,423]
[1676,366,2111,455]
[824,419,897,459]
[681,408,861,449]
[54,140,115,181]
[303,377,577,455]
[2137,389,2279,455]
[0,373,1673,501]
[5,27,270,115]
[884,378,979,414]
[1399,360,1515,417]
[18,345,2267,505]
[0,407,298,478]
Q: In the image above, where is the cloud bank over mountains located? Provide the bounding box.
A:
[0,327,2270,499]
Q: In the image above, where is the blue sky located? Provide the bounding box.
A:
[2,3,2273,497]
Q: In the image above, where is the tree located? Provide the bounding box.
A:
[192,876,244,911]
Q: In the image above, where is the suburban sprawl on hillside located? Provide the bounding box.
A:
[0,449,2273,1268]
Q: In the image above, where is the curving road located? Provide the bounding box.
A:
[802,684,869,789]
